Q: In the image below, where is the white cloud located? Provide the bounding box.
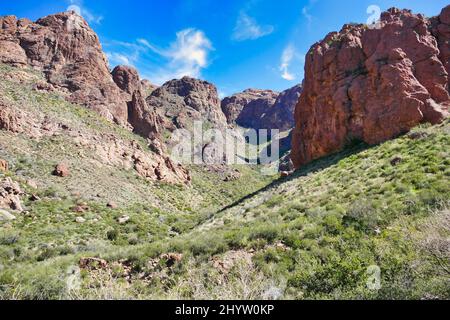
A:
[146,28,213,84]
[218,90,226,99]
[232,12,274,41]
[302,7,313,25]
[302,0,318,28]
[105,29,213,85]
[67,0,103,25]
[105,52,133,67]
[280,45,296,81]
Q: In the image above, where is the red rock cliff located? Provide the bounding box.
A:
[291,6,450,168]
[0,12,129,124]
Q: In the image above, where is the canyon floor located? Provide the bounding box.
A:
[0,64,449,300]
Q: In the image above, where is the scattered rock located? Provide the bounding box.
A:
[72,204,89,213]
[0,159,8,172]
[79,257,108,270]
[278,151,295,172]
[118,215,130,224]
[407,131,429,140]
[160,253,183,267]
[0,102,22,133]
[53,163,69,177]
[29,194,41,202]
[212,250,254,275]
[280,171,291,178]
[106,201,118,209]
[75,217,86,223]
[0,209,16,221]
[224,171,241,182]
[390,157,403,166]
[0,177,23,212]
[32,80,54,92]
[9,197,23,212]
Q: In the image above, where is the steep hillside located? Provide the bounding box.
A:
[0,6,449,302]
[1,77,448,298]
[0,63,276,299]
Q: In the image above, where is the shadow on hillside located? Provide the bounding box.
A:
[217,142,372,213]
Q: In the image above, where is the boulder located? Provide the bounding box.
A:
[106,201,118,209]
[75,217,86,223]
[0,159,8,172]
[53,163,69,177]
[0,177,23,212]
[118,215,130,224]
[112,65,142,95]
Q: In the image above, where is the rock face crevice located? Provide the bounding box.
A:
[291,6,450,168]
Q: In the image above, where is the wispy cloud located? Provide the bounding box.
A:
[151,28,212,84]
[279,44,304,81]
[301,0,318,28]
[232,12,274,41]
[67,0,103,25]
[302,7,313,26]
[103,28,213,85]
[105,52,133,67]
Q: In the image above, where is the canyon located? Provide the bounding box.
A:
[0,5,449,300]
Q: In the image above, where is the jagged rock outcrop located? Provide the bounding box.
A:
[221,85,302,131]
[291,6,450,168]
[431,6,450,91]
[146,76,227,131]
[128,90,162,139]
[111,65,163,139]
[0,12,129,124]
[112,65,142,96]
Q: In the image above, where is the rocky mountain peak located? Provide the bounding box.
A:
[147,77,226,131]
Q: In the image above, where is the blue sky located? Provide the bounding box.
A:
[1,1,448,97]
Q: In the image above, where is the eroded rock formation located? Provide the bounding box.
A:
[0,12,189,184]
[291,6,450,168]
[146,76,227,132]
[221,85,302,131]
[0,12,129,124]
